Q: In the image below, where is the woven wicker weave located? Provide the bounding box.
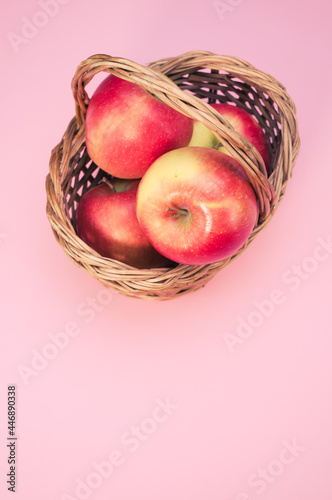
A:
[45,50,300,300]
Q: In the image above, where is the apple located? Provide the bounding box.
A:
[75,178,173,269]
[188,119,220,149]
[85,74,193,179]
[136,147,259,266]
[188,102,270,174]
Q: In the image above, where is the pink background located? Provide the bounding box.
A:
[1,1,332,499]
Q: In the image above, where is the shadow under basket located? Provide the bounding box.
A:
[45,50,300,300]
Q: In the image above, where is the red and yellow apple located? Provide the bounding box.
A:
[85,75,193,179]
[188,102,270,174]
[136,147,259,266]
[76,178,173,269]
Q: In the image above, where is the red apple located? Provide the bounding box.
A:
[136,147,259,266]
[188,102,270,174]
[85,74,193,179]
[76,178,173,269]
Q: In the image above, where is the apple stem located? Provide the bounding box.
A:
[166,207,189,215]
[102,177,116,193]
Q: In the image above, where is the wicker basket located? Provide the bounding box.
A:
[45,50,300,300]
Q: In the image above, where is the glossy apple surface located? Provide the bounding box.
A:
[136,147,259,266]
[85,75,193,179]
[76,179,172,269]
[188,102,270,174]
